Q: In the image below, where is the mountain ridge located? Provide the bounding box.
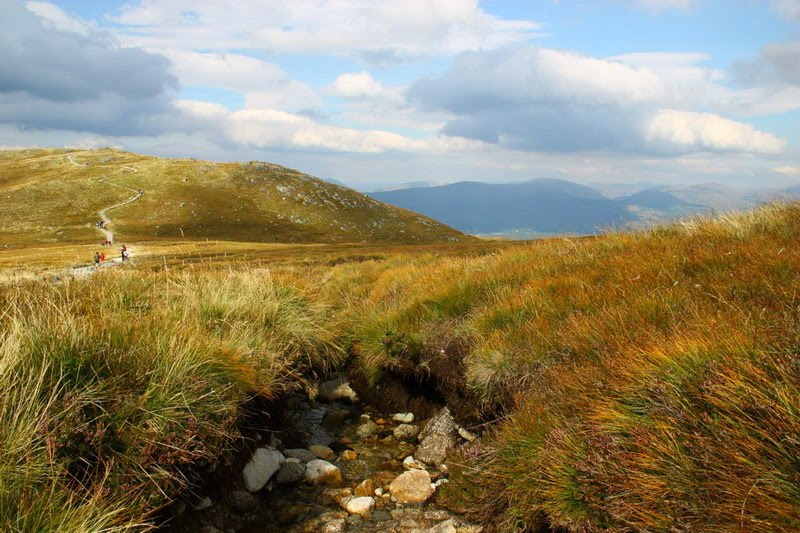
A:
[0,148,470,246]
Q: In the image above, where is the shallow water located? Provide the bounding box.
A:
[163,392,478,533]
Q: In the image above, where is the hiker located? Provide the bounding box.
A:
[121,245,128,262]
[100,252,106,262]
[94,252,100,267]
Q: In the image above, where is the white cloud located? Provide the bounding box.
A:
[24,1,94,35]
[644,109,785,154]
[112,0,543,62]
[633,0,694,11]
[537,48,666,105]
[223,107,485,154]
[74,136,124,149]
[328,72,385,99]
[773,166,800,175]
[410,46,786,155]
[158,51,322,111]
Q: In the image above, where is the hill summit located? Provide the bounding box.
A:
[0,148,469,246]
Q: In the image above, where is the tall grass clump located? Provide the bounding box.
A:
[0,266,340,529]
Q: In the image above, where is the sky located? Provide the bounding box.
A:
[2,0,800,190]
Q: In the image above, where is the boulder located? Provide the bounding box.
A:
[393,412,414,423]
[242,446,284,492]
[284,448,317,462]
[318,377,358,403]
[275,458,306,484]
[305,460,344,486]
[229,490,258,513]
[356,420,378,438]
[309,444,336,460]
[393,423,420,442]
[415,408,459,465]
[342,496,375,518]
[388,469,435,503]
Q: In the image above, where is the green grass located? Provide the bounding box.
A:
[0,148,470,246]
[0,268,341,530]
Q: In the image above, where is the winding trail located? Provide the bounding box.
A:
[66,153,144,274]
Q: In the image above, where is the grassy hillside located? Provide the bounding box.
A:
[2,203,800,530]
[0,148,468,246]
[337,203,800,531]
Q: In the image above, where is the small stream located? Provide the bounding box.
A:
[162,380,481,533]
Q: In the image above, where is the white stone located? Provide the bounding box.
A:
[403,455,425,470]
[242,446,285,492]
[318,377,359,403]
[375,487,384,497]
[305,459,344,485]
[393,412,414,423]
[343,496,375,517]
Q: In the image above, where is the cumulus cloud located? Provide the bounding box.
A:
[0,2,177,135]
[111,0,543,63]
[409,45,785,155]
[328,72,386,99]
[220,107,485,154]
[644,109,785,154]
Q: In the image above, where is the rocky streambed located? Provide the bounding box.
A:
[162,377,482,533]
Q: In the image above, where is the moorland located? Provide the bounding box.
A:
[2,148,800,532]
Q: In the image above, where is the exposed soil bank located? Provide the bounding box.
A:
[345,342,496,428]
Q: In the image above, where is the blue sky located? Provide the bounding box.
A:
[2,0,800,189]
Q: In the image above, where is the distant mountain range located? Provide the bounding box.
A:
[369,178,800,238]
